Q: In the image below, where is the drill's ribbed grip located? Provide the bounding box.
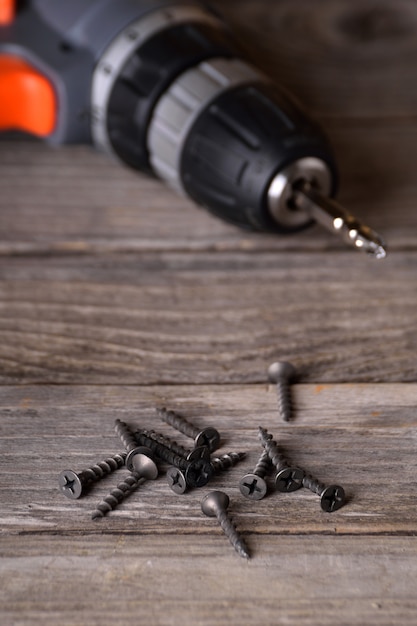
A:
[180,83,337,232]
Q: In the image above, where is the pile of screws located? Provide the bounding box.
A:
[59,361,347,559]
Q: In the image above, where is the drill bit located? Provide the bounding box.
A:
[293,180,387,259]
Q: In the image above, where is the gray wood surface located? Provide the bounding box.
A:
[1,0,417,624]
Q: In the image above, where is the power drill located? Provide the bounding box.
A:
[0,0,386,257]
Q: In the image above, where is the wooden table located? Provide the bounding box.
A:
[1,1,417,624]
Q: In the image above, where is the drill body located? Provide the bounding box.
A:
[0,0,384,256]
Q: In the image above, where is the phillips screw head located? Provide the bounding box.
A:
[275,467,304,492]
[59,470,83,500]
[320,485,346,512]
[166,467,187,494]
[239,473,268,500]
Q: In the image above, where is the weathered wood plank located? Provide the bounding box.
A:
[0,252,415,384]
[1,384,416,535]
[1,535,417,626]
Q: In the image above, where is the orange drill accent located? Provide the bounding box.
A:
[0,55,56,136]
[0,0,15,25]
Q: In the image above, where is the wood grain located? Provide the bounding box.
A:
[1,535,417,626]
[0,251,415,384]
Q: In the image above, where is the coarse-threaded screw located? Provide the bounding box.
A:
[59,452,127,499]
[136,430,214,488]
[268,361,296,422]
[303,473,346,512]
[114,419,156,472]
[201,491,250,559]
[239,449,271,500]
[211,452,246,474]
[258,426,304,492]
[114,418,138,452]
[92,446,158,520]
[157,407,220,452]
[165,451,244,495]
[139,429,210,462]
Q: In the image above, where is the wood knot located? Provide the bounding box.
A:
[337,4,413,44]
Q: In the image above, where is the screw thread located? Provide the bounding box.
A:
[252,449,272,478]
[114,419,138,452]
[211,452,246,473]
[275,380,292,422]
[142,429,190,458]
[80,452,127,485]
[136,431,189,470]
[258,427,289,471]
[157,407,197,439]
[302,472,326,496]
[91,471,143,520]
[216,508,250,559]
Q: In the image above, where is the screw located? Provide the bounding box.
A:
[211,451,246,474]
[139,429,210,462]
[258,427,304,492]
[136,430,214,488]
[268,361,296,422]
[166,467,187,494]
[157,407,220,452]
[114,418,138,452]
[201,490,250,559]
[59,452,127,499]
[239,449,271,500]
[92,446,158,519]
[114,418,148,471]
[185,458,215,488]
[303,473,346,512]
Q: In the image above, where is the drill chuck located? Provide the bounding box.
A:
[92,3,337,234]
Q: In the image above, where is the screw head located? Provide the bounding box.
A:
[268,361,296,383]
[275,467,304,492]
[59,470,83,499]
[166,467,187,494]
[320,485,346,512]
[239,473,268,500]
[126,446,158,479]
[195,427,220,452]
[201,490,230,517]
[185,459,214,488]
[186,445,211,462]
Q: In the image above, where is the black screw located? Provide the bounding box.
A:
[59,452,127,499]
[303,473,346,512]
[139,429,210,462]
[136,430,214,488]
[201,491,250,559]
[268,361,296,422]
[211,451,246,474]
[92,446,158,520]
[114,418,148,471]
[114,418,138,452]
[258,427,304,492]
[239,449,271,500]
[157,407,220,452]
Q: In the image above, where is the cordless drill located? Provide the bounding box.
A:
[0,0,386,257]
